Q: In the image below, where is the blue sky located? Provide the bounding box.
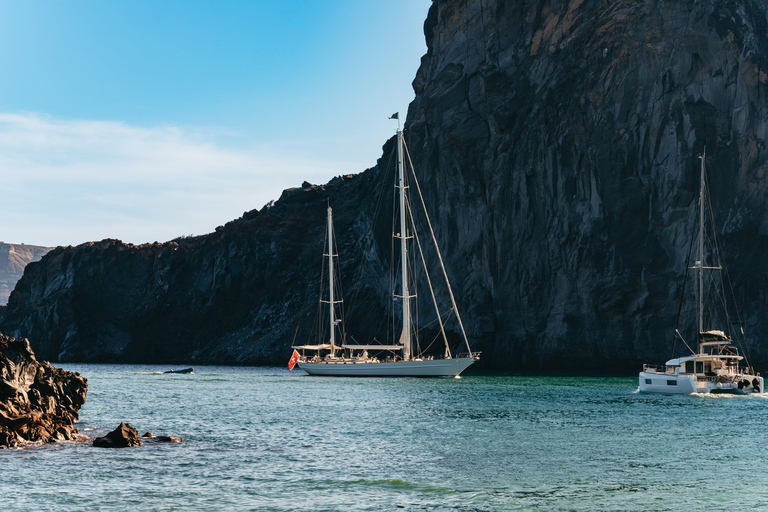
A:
[0,0,430,247]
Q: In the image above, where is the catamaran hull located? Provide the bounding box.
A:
[638,372,764,395]
[298,357,477,377]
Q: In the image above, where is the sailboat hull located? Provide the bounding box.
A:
[298,357,477,377]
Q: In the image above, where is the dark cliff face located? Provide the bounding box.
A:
[0,173,395,365]
[4,0,768,370]
[402,0,768,369]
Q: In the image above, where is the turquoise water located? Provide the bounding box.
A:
[3,366,768,511]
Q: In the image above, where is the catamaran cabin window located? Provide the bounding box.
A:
[685,361,694,373]
[695,362,704,374]
[667,380,677,386]
[645,379,652,385]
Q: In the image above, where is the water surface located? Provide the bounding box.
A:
[4,366,767,511]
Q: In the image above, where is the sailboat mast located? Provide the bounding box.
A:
[327,206,336,353]
[397,129,411,360]
[697,150,705,352]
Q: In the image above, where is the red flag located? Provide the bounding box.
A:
[288,349,300,370]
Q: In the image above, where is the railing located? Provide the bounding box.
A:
[642,364,666,373]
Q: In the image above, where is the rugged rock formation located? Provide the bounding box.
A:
[93,422,142,448]
[0,333,87,448]
[92,423,182,448]
[0,243,52,304]
[4,0,768,371]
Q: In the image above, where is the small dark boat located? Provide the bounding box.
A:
[164,368,193,374]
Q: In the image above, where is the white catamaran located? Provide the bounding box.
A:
[639,151,763,394]
[290,128,479,377]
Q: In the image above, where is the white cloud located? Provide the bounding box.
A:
[0,113,361,246]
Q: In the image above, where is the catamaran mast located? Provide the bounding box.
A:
[396,129,411,360]
[327,206,336,353]
[697,150,705,353]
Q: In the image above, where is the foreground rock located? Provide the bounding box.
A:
[0,333,87,448]
[93,422,182,448]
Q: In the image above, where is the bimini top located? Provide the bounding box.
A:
[665,353,743,366]
[292,344,334,351]
[699,330,731,343]
[341,344,404,351]
[292,344,405,351]
[700,330,728,340]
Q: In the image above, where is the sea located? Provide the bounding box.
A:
[3,365,768,511]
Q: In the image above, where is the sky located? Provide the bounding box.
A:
[0,0,430,247]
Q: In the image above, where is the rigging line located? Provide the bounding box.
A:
[676,329,695,355]
[344,147,396,317]
[342,160,398,350]
[415,306,455,332]
[419,331,442,355]
[703,172,754,367]
[293,236,327,346]
[414,299,457,353]
[311,239,326,346]
[711,270,730,334]
[703,268,726,337]
[703,179,732,333]
[707,197,752,365]
[329,224,347,345]
[296,235,328,346]
[391,162,398,344]
[671,204,699,358]
[724,269,751,363]
[402,137,472,355]
[407,193,451,356]
[318,227,331,346]
[413,243,421,355]
[402,165,423,355]
[415,309,461,356]
[291,275,316,346]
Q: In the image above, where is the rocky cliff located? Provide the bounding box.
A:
[0,243,52,305]
[0,175,390,364]
[3,0,768,371]
[0,333,88,448]
[400,0,768,369]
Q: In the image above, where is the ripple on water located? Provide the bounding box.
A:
[4,366,768,511]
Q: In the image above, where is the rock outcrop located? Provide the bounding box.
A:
[0,333,88,448]
[93,422,142,448]
[141,431,182,444]
[0,243,52,305]
[92,424,182,448]
[4,0,768,371]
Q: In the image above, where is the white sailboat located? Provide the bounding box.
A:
[639,151,763,394]
[291,128,479,377]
